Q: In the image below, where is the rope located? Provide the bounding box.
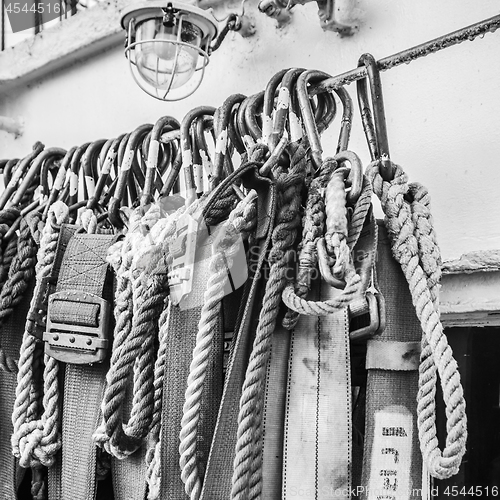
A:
[94,206,164,458]
[179,191,258,500]
[0,208,20,291]
[282,159,336,329]
[366,160,467,480]
[12,201,70,469]
[231,142,307,500]
[0,212,41,372]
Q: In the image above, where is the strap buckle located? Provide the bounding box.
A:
[349,291,386,341]
[43,290,110,364]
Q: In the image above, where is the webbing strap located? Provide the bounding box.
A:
[200,165,276,499]
[360,224,422,500]
[160,216,224,499]
[284,285,351,499]
[260,320,290,498]
[47,231,115,500]
[0,284,32,499]
[112,388,148,500]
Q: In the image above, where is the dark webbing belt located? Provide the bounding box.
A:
[360,224,422,500]
[45,228,116,500]
[200,164,276,499]
[0,287,32,499]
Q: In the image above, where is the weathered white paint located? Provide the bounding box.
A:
[0,0,499,264]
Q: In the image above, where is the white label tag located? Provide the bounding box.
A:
[277,86,290,110]
[215,129,228,155]
[121,149,134,172]
[69,171,79,197]
[147,139,160,172]
[368,406,413,500]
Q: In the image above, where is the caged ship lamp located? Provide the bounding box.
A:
[121,0,220,101]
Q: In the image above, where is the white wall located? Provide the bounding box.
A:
[1,0,499,261]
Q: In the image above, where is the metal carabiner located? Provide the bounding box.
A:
[262,68,289,145]
[245,90,264,143]
[108,124,152,227]
[213,94,246,188]
[331,150,363,205]
[0,142,44,210]
[357,53,394,181]
[269,67,305,152]
[296,70,338,171]
[142,116,180,207]
[179,106,215,203]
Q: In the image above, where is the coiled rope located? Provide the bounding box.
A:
[231,142,307,500]
[179,190,258,500]
[365,160,467,480]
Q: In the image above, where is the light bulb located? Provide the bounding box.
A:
[152,31,178,61]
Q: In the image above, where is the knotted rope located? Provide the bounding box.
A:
[12,201,70,469]
[365,160,467,480]
[231,142,307,500]
[179,191,258,500]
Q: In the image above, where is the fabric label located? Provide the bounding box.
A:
[368,406,413,500]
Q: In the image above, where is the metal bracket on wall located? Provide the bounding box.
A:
[258,0,358,34]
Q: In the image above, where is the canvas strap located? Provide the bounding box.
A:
[45,229,116,500]
[360,223,422,500]
[159,212,224,499]
[0,287,32,499]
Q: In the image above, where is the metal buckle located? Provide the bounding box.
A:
[26,276,57,339]
[43,290,110,364]
[349,291,385,341]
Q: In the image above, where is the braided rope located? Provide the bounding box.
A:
[346,175,373,250]
[366,160,467,480]
[179,191,258,500]
[0,213,41,371]
[231,142,307,500]
[12,201,70,468]
[145,294,170,500]
[0,208,20,292]
[282,161,336,330]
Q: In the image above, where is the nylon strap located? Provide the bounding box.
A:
[200,164,276,499]
[284,284,351,499]
[112,392,148,500]
[260,317,290,498]
[360,223,422,500]
[160,208,224,499]
[0,286,32,499]
[46,229,116,500]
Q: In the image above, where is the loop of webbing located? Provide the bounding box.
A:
[366,159,467,479]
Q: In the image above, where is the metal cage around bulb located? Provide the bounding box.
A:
[121,1,218,101]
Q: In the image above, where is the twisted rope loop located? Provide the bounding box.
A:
[94,205,164,458]
[231,142,307,500]
[12,201,70,469]
[366,160,467,480]
[179,191,258,500]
